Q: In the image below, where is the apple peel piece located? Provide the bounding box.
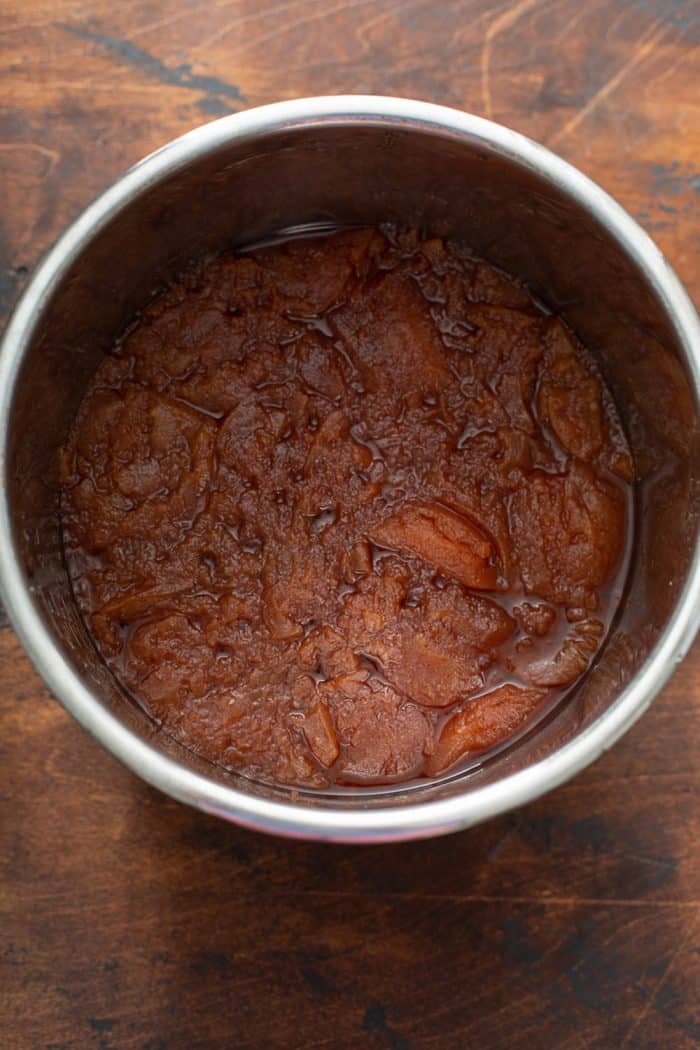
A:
[425,684,546,775]
[371,501,499,590]
[302,702,340,768]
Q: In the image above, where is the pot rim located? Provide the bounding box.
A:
[2,95,699,842]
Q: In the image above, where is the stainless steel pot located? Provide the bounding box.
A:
[1,97,699,842]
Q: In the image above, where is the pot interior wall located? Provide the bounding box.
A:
[7,120,699,808]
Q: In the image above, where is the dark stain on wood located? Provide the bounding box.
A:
[620,0,700,32]
[0,264,29,318]
[61,24,247,109]
[363,1002,412,1049]
[650,161,700,196]
[301,963,337,999]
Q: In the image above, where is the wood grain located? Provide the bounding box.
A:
[1,2,699,1047]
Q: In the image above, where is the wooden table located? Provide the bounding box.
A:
[2,2,699,1046]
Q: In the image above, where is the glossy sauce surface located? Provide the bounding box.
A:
[60,228,634,788]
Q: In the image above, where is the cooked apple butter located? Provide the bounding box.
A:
[60,227,633,788]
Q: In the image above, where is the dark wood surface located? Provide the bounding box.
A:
[2,2,699,1047]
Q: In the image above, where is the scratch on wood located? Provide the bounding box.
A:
[128,0,213,41]
[60,24,246,108]
[0,142,60,175]
[194,0,376,57]
[355,0,428,52]
[549,20,672,145]
[480,0,544,119]
[552,3,590,44]
[620,909,699,1046]
[192,0,327,53]
[650,43,696,89]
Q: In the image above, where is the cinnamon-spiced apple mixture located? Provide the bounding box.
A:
[60,227,633,787]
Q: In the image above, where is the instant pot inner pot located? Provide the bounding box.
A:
[7,122,698,807]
